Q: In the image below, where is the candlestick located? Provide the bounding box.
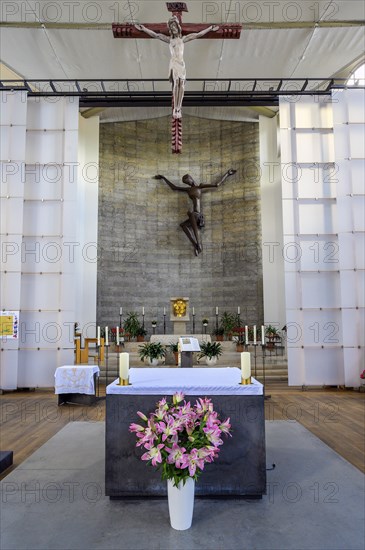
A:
[241,352,251,384]
[253,325,257,345]
[97,326,100,347]
[105,326,108,346]
[119,352,129,384]
[116,326,119,345]
[245,325,248,345]
[261,325,265,346]
[238,306,240,315]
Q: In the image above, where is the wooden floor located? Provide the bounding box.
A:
[0,382,364,480]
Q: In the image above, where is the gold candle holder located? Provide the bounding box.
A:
[117,377,130,386]
[240,377,251,385]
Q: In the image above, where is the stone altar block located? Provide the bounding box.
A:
[105,368,266,498]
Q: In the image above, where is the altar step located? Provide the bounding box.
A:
[94,352,288,384]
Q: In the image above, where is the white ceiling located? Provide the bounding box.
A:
[0,1,364,121]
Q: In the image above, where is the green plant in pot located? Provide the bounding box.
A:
[123,312,143,340]
[265,325,280,338]
[139,342,166,366]
[198,341,223,366]
[168,341,179,366]
[136,326,147,342]
[265,325,280,349]
[220,311,236,340]
[213,326,224,341]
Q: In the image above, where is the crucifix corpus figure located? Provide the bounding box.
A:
[155,169,237,256]
[135,18,219,119]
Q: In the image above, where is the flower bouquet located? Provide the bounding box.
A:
[129,392,232,488]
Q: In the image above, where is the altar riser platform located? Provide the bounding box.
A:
[89,343,288,384]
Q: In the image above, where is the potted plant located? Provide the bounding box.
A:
[151,320,157,328]
[129,392,231,530]
[168,342,179,366]
[213,326,224,341]
[265,325,280,349]
[198,341,223,366]
[123,311,142,340]
[139,341,166,366]
[136,326,147,342]
[220,311,236,340]
[235,333,245,352]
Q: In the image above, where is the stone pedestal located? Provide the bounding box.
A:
[181,351,193,368]
[173,321,186,335]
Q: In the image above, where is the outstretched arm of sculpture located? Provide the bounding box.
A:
[200,168,237,189]
[155,174,187,192]
[183,25,219,43]
[134,24,170,43]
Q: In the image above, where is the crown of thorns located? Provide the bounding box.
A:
[168,16,181,31]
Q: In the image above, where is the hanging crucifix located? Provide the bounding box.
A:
[113,3,242,153]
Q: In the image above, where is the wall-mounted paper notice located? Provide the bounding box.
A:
[0,311,19,339]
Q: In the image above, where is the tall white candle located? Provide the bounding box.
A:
[163,307,166,315]
[245,325,248,344]
[119,352,129,379]
[241,352,251,379]
[253,325,257,344]
[216,307,219,315]
[97,326,100,346]
[105,326,108,346]
[116,326,119,345]
[238,306,240,315]
[261,325,265,345]
[119,307,123,316]
[192,307,195,315]
[142,307,145,315]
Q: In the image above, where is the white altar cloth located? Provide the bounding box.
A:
[150,334,211,344]
[54,365,100,395]
[106,367,263,395]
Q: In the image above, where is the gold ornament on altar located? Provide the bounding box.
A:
[173,299,187,318]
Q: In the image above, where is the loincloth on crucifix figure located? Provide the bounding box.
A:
[155,169,236,255]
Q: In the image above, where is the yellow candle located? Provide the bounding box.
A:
[119,352,129,380]
[241,352,251,379]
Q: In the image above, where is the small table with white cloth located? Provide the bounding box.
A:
[55,365,100,405]
[105,367,266,498]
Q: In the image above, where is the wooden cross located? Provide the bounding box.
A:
[113,2,242,153]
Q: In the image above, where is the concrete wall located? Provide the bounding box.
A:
[97,115,262,334]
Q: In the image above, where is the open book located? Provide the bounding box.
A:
[179,337,201,352]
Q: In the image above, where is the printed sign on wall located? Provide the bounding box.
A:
[0,311,19,339]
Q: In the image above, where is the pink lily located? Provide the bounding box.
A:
[165,443,187,468]
[141,443,165,466]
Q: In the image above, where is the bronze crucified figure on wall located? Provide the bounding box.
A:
[155,169,236,256]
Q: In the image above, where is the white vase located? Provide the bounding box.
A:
[167,478,195,530]
[205,356,217,366]
[148,358,159,366]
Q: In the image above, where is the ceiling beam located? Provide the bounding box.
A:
[248,106,277,118]
[80,108,106,119]
[0,20,364,30]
